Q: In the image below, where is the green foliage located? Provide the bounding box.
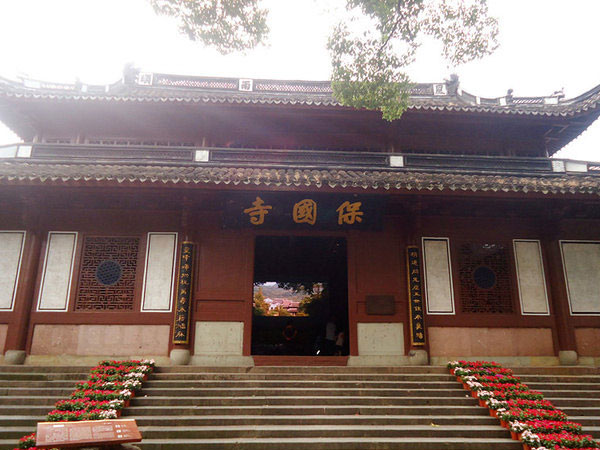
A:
[148,0,498,120]
[149,0,269,54]
[298,291,326,318]
[276,282,319,296]
[273,305,291,316]
[253,287,269,316]
[329,0,498,120]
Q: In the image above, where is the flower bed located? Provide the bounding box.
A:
[15,359,155,450]
[447,360,600,450]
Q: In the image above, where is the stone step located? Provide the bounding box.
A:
[526,382,600,390]
[0,388,74,396]
[543,397,600,407]
[0,372,87,381]
[0,405,54,415]
[560,406,600,416]
[568,416,600,426]
[518,374,600,383]
[141,380,462,389]
[0,416,41,427]
[127,414,499,427]
[0,396,61,406]
[136,424,512,439]
[155,366,450,374]
[523,389,600,398]
[125,414,598,427]
[129,396,480,407]
[133,437,523,450]
[0,427,38,440]
[149,373,456,382]
[513,367,600,375]
[0,373,49,381]
[0,380,78,388]
[123,405,488,417]
[0,366,91,373]
[138,387,467,398]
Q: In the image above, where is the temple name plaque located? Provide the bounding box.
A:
[36,419,142,448]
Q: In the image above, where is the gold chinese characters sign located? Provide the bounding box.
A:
[225,194,384,230]
[407,246,426,346]
[172,242,194,345]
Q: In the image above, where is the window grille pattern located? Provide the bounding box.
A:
[458,243,513,313]
[75,237,140,310]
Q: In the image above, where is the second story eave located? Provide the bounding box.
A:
[1,72,599,157]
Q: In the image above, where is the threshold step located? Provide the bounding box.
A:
[135,436,522,450]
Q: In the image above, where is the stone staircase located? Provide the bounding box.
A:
[0,365,90,448]
[0,365,598,450]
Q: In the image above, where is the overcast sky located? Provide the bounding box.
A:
[0,0,598,160]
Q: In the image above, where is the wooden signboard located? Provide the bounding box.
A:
[36,419,142,448]
[172,241,194,344]
[223,193,385,230]
[406,246,426,346]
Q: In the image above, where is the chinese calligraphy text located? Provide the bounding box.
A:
[407,246,426,346]
[226,194,383,230]
[172,242,194,345]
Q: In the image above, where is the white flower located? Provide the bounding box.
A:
[125,372,144,378]
[520,430,541,445]
[123,379,141,389]
[100,409,118,419]
[509,421,529,433]
[119,389,133,399]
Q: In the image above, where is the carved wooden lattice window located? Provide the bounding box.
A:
[75,236,140,311]
[458,243,513,314]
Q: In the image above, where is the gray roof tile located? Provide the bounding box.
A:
[1,160,599,196]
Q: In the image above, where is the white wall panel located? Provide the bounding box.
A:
[37,232,77,311]
[0,231,26,310]
[357,323,404,356]
[141,232,177,311]
[422,238,455,314]
[195,322,244,355]
[561,241,600,315]
[514,240,549,315]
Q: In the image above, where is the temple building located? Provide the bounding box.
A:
[0,70,599,366]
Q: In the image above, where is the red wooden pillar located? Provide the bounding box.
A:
[541,220,578,365]
[4,230,43,364]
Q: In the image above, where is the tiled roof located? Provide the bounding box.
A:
[1,160,599,196]
[1,73,599,117]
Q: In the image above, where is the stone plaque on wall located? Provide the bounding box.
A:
[365,295,396,315]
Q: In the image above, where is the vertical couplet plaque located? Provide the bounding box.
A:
[172,242,194,345]
[407,246,426,346]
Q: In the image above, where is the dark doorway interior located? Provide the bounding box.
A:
[252,236,348,356]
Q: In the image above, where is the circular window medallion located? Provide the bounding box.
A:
[473,266,496,290]
[95,260,122,286]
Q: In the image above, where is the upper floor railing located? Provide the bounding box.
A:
[0,142,597,176]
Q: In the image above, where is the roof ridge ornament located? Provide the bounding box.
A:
[123,63,140,85]
[445,73,460,95]
[238,78,253,92]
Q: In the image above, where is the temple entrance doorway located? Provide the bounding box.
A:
[251,236,349,357]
